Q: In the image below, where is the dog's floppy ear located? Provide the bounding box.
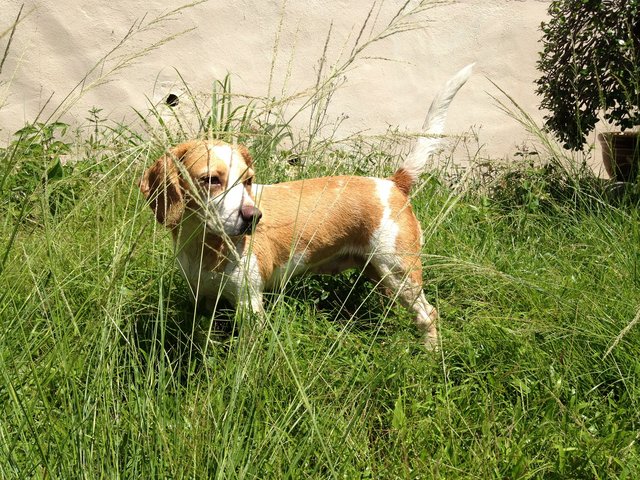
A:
[139,143,192,228]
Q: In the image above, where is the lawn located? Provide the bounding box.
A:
[1,114,639,478]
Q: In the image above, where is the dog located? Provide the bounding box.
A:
[139,64,472,349]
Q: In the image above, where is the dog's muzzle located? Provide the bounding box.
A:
[240,205,262,233]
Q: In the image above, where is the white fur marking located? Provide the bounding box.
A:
[203,144,255,236]
[370,179,399,258]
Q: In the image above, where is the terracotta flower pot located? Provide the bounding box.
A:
[598,132,640,182]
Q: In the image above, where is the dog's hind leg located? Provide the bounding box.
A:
[371,257,439,350]
[402,287,439,350]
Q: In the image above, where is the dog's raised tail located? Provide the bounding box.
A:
[393,63,473,194]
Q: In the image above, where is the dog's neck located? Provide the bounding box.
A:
[172,214,247,273]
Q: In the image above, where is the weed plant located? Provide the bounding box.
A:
[1,2,640,478]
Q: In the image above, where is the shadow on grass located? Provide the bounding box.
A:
[131,269,395,369]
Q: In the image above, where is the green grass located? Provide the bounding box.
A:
[1,123,639,479]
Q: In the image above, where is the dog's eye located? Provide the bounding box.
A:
[245,177,253,187]
[201,176,221,187]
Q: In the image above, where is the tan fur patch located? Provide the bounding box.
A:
[391,168,414,196]
[251,176,384,282]
[237,144,254,167]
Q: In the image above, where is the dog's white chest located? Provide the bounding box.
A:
[176,250,220,298]
[176,247,262,304]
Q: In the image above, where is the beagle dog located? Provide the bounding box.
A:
[139,64,472,349]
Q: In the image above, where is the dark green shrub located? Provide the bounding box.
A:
[536,0,640,150]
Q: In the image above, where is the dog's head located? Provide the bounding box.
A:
[139,140,261,236]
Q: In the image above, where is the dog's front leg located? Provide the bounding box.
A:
[235,288,264,316]
[233,288,267,338]
[227,254,267,330]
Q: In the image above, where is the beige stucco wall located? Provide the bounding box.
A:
[2,0,571,166]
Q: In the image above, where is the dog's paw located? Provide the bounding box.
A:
[423,334,440,352]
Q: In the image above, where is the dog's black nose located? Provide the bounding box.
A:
[240,205,262,227]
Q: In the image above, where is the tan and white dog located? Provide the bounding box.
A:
[139,64,472,349]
